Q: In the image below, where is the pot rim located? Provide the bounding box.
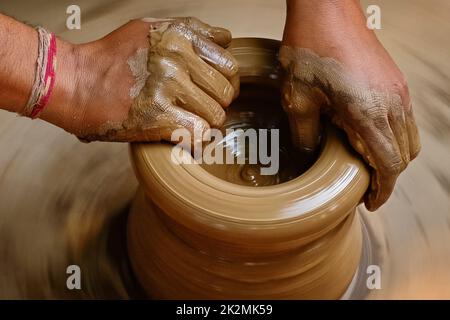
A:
[129,37,369,239]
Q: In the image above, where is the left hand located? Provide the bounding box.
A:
[64,17,238,143]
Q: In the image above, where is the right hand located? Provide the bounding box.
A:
[279,1,421,211]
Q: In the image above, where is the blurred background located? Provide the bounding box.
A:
[0,0,448,299]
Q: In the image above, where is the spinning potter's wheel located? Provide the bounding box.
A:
[127,38,371,299]
[0,0,448,300]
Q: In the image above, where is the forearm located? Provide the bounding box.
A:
[283,0,370,47]
[0,13,79,130]
[0,14,37,112]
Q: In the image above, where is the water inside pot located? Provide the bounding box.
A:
[200,83,318,186]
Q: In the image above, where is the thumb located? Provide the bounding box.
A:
[281,80,321,153]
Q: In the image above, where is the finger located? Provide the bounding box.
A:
[352,109,404,211]
[175,17,232,47]
[405,103,421,160]
[229,73,240,99]
[159,104,211,147]
[281,80,321,153]
[176,71,226,128]
[90,101,210,144]
[190,33,238,78]
[154,102,211,154]
[388,104,410,168]
[366,169,398,212]
[331,114,384,207]
[171,22,238,78]
[179,46,235,107]
[336,118,368,157]
[145,103,211,155]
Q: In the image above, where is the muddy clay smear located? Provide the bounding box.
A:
[0,0,448,299]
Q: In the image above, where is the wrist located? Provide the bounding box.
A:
[40,39,111,136]
[285,0,362,21]
[39,39,82,133]
[283,0,369,47]
[57,39,135,138]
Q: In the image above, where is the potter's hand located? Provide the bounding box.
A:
[280,0,420,211]
[0,15,238,142]
[73,17,238,142]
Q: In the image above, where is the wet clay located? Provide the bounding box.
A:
[200,83,313,186]
[127,48,150,99]
[278,46,421,210]
[79,17,238,143]
[127,38,370,299]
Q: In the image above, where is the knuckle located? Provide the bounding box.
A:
[168,22,190,37]
[365,103,388,120]
[291,98,316,116]
[392,73,410,97]
[381,157,404,175]
[397,74,409,90]
[283,83,322,116]
[193,117,210,134]
[155,57,185,81]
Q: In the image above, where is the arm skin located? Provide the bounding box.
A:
[281,0,421,210]
[0,13,140,134]
[0,13,78,125]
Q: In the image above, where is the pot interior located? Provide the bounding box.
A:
[200,81,318,186]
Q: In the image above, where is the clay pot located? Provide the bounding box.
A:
[127,38,370,299]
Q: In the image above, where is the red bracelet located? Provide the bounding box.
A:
[30,32,57,119]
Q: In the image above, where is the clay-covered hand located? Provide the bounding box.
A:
[68,17,238,143]
[280,1,420,211]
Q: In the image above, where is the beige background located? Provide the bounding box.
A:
[0,0,449,298]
